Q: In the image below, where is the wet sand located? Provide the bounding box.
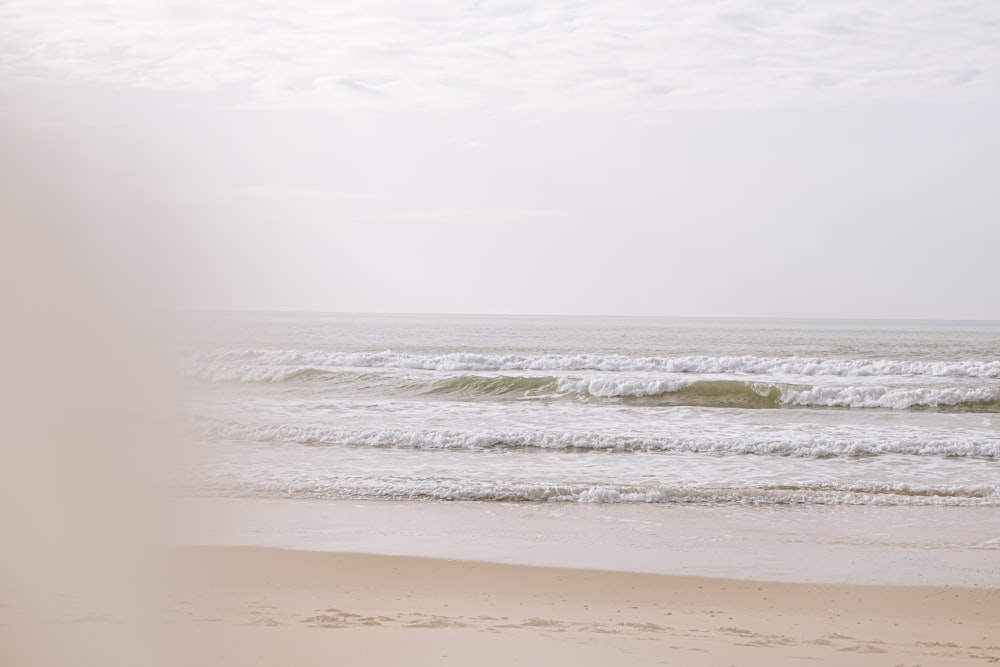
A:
[185,497,1000,585]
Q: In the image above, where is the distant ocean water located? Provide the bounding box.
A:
[185,313,1000,506]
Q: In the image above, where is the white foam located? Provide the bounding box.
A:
[190,364,316,383]
[202,478,1000,506]
[195,420,1000,458]
[196,349,1000,378]
[556,377,694,397]
[779,385,1000,409]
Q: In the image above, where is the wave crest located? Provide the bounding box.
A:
[195,349,1000,378]
[190,364,1000,410]
[194,420,1000,459]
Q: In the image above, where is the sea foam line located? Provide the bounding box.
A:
[194,420,1000,458]
[195,349,1000,378]
[201,479,1000,506]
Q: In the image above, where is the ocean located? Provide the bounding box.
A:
[185,312,1000,507]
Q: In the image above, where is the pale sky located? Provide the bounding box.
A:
[2,0,998,319]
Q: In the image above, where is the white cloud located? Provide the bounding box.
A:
[2,0,998,112]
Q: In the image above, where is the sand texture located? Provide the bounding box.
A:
[5,546,996,666]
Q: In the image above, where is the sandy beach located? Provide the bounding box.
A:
[6,545,996,667]
[2,498,998,666]
[177,546,1000,666]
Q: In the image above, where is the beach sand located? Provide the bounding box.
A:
[3,545,998,666]
[5,497,997,665]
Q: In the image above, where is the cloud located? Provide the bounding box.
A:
[1,0,998,112]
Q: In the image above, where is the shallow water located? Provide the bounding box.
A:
[182,496,1000,585]
[185,313,1000,506]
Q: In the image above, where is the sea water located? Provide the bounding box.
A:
[185,313,1000,507]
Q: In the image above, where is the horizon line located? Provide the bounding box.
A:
[172,308,1000,324]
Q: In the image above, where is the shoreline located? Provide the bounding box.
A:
[177,496,1000,586]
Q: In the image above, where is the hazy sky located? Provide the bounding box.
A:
[2,0,999,318]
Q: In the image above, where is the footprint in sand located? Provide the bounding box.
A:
[301,614,350,629]
[405,616,468,629]
[302,611,397,628]
[617,621,668,632]
[580,625,620,634]
[243,618,280,627]
[519,618,566,630]
[838,644,888,654]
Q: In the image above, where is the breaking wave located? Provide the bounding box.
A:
[195,349,1000,378]
[559,378,1000,410]
[190,363,1000,410]
[195,420,1000,458]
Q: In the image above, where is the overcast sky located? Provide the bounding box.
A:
[2,0,998,318]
